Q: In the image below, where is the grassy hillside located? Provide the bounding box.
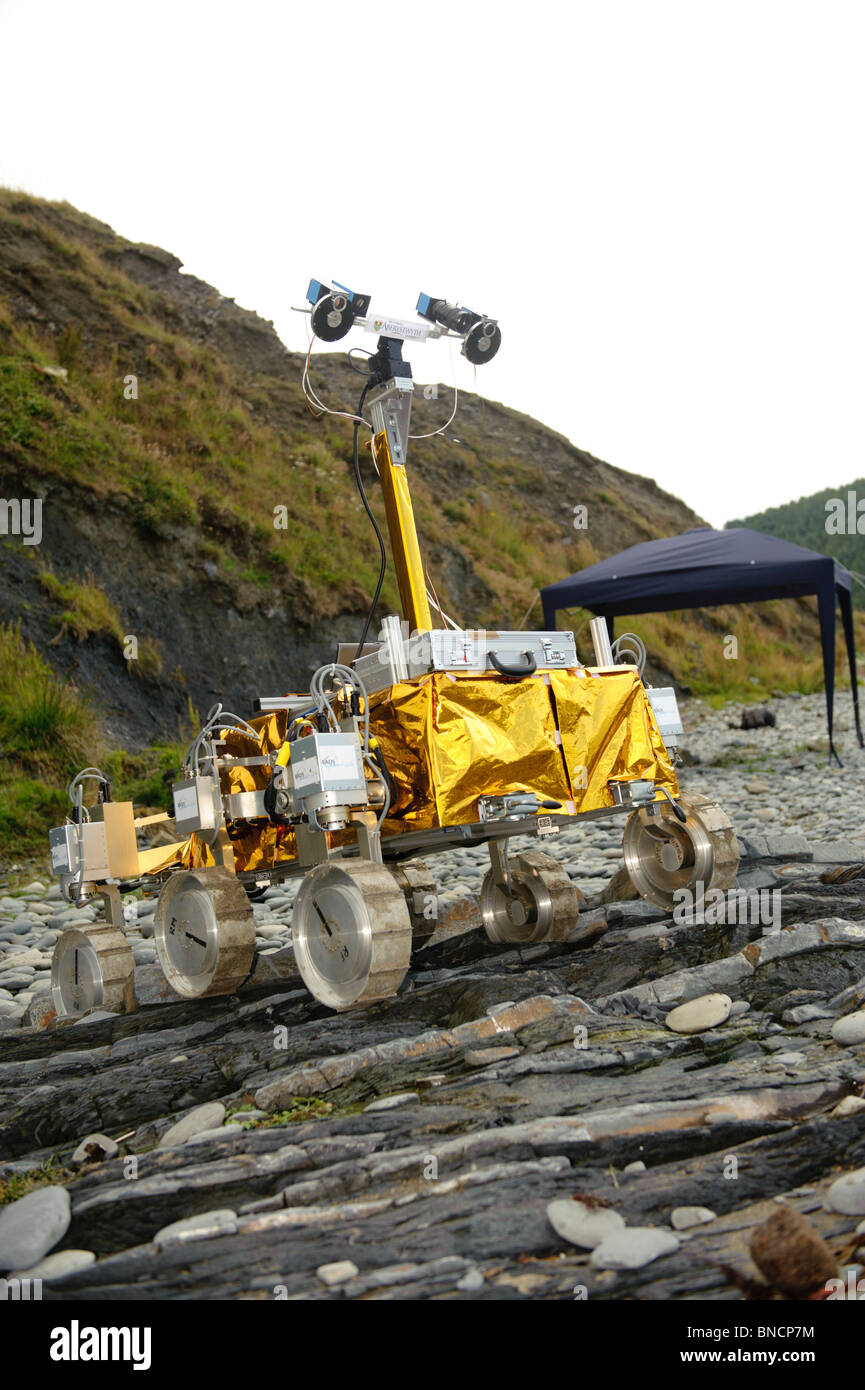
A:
[0,188,862,870]
[0,187,714,631]
[727,482,865,607]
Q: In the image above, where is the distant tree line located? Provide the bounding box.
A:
[726,477,865,607]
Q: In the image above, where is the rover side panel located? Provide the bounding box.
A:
[550,667,679,809]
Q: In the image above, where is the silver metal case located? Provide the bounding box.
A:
[172,776,219,833]
[353,628,578,693]
[48,821,109,881]
[647,687,684,745]
[289,732,367,815]
[49,824,79,875]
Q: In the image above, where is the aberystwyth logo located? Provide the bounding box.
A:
[49,1321,152,1371]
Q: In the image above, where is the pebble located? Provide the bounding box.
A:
[317,1260,359,1286]
[590,1228,680,1269]
[456,1266,485,1291]
[0,948,43,969]
[154,1209,238,1247]
[783,1004,836,1024]
[665,993,733,1034]
[12,1248,95,1280]
[364,1092,420,1112]
[185,1124,245,1144]
[831,1011,865,1046]
[831,1096,865,1118]
[0,1186,72,1272]
[0,974,36,992]
[547,1198,626,1250]
[159,1101,226,1148]
[671,1206,716,1231]
[825,1167,865,1217]
[72,1132,119,1164]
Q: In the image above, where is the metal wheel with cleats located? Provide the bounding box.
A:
[481,849,580,945]
[292,860,413,1011]
[154,866,256,999]
[389,858,438,949]
[51,924,135,1018]
[622,790,740,911]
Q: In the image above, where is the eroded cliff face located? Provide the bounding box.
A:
[0,190,704,744]
[0,478,370,747]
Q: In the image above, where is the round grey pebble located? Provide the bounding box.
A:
[184,1124,245,1144]
[159,1102,226,1148]
[590,1227,680,1269]
[154,1209,237,1246]
[456,1266,485,1291]
[0,1186,71,1272]
[831,1011,865,1046]
[547,1199,626,1249]
[13,1249,95,1280]
[363,1092,420,1112]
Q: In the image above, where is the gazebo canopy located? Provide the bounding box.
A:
[541,526,862,763]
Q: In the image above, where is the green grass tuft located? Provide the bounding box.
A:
[0,1158,72,1206]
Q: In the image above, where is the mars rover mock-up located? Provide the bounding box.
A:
[47,282,739,1018]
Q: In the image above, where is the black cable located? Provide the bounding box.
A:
[351,379,387,660]
[347,347,374,376]
[371,744,396,806]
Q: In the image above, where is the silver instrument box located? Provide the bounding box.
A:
[349,628,578,694]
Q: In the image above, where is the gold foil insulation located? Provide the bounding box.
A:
[549,669,678,808]
[213,709,296,874]
[138,840,193,875]
[182,667,678,871]
[368,667,678,834]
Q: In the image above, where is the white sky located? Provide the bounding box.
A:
[1,0,862,526]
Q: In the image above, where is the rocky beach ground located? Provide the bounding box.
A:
[1,689,864,1300]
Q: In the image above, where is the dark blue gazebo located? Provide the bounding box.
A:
[541,527,863,763]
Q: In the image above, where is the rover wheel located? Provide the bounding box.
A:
[51,924,135,1018]
[480,850,580,945]
[622,790,739,911]
[154,866,256,999]
[292,860,413,1011]
[389,859,438,949]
